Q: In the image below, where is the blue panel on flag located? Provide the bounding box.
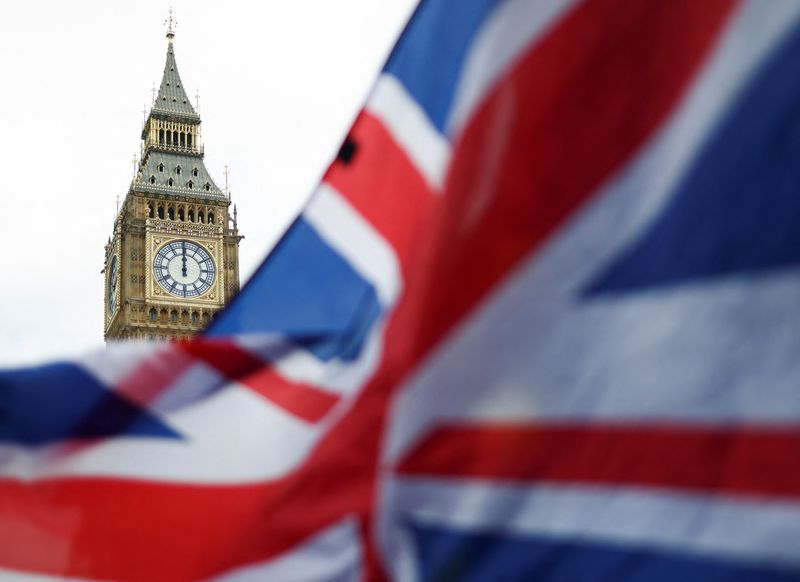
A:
[585,23,800,296]
[384,0,498,134]
[411,524,799,581]
[0,363,180,446]
[207,218,381,362]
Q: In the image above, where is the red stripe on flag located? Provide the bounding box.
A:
[396,424,800,499]
[0,475,367,582]
[239,365,340,423]
[324,111,439,271]
[180,340,340,423]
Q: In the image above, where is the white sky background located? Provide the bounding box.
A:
[0,1,418,366]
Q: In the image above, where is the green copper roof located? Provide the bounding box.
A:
[134,151,225,200]
[152,43,198,120]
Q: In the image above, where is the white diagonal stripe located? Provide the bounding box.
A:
[306,182,402,307]
[366,74,450,191]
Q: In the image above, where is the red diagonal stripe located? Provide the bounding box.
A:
[179,339,263,378]
[180,340,340,423]
[324,110,439,273]
[396,423,800,499]
[239,366,340,423]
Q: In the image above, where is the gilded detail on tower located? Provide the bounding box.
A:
[104,22,242,342]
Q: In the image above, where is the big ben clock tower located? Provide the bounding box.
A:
[104,16,241,341]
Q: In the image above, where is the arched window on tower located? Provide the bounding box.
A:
[158,163,164,172]
[149,308,157,321]
[187,133,193,148]
[173,131,179,144]
[166,131,172,146]
[176,165,182,175]
[187,180,193,190]
[178,207,185,221]
[198,210,205,223]
[208,211,215,224]
[191,311,199,325]
[168,206,175,220]
[168,178,173,187]
[192,168,199,177]
[147,202,154,218]
[180,132,185,147]
[170,310,178,323]
[149,175,156,185]
[188,208,195,222]
[159,129,164,144]
[204,182,210,191]
[157,205,164,219]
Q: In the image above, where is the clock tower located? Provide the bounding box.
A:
[104,20,242,341]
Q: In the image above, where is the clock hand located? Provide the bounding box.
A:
[181,243,188,277]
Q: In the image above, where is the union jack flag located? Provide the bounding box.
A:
[2,0,800,580]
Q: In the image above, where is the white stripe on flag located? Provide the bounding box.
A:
[386,478,800,570]
[0,567,91,582]
[306,183,402,307]
[366,73,451,191]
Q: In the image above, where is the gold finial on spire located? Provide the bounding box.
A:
[224,165,230,198]
[165,7,176,43]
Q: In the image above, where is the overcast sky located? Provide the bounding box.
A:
[0,1,417,366]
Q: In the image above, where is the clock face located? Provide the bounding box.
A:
[153,240,216,298]
[107,255,118,315]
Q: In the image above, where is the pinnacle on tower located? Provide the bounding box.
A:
[165,7,176,43]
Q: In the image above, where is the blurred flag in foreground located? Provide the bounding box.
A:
[3,0,800,580]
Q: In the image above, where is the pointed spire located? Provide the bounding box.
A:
[151,9,198,119]
[133,12,226,201]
